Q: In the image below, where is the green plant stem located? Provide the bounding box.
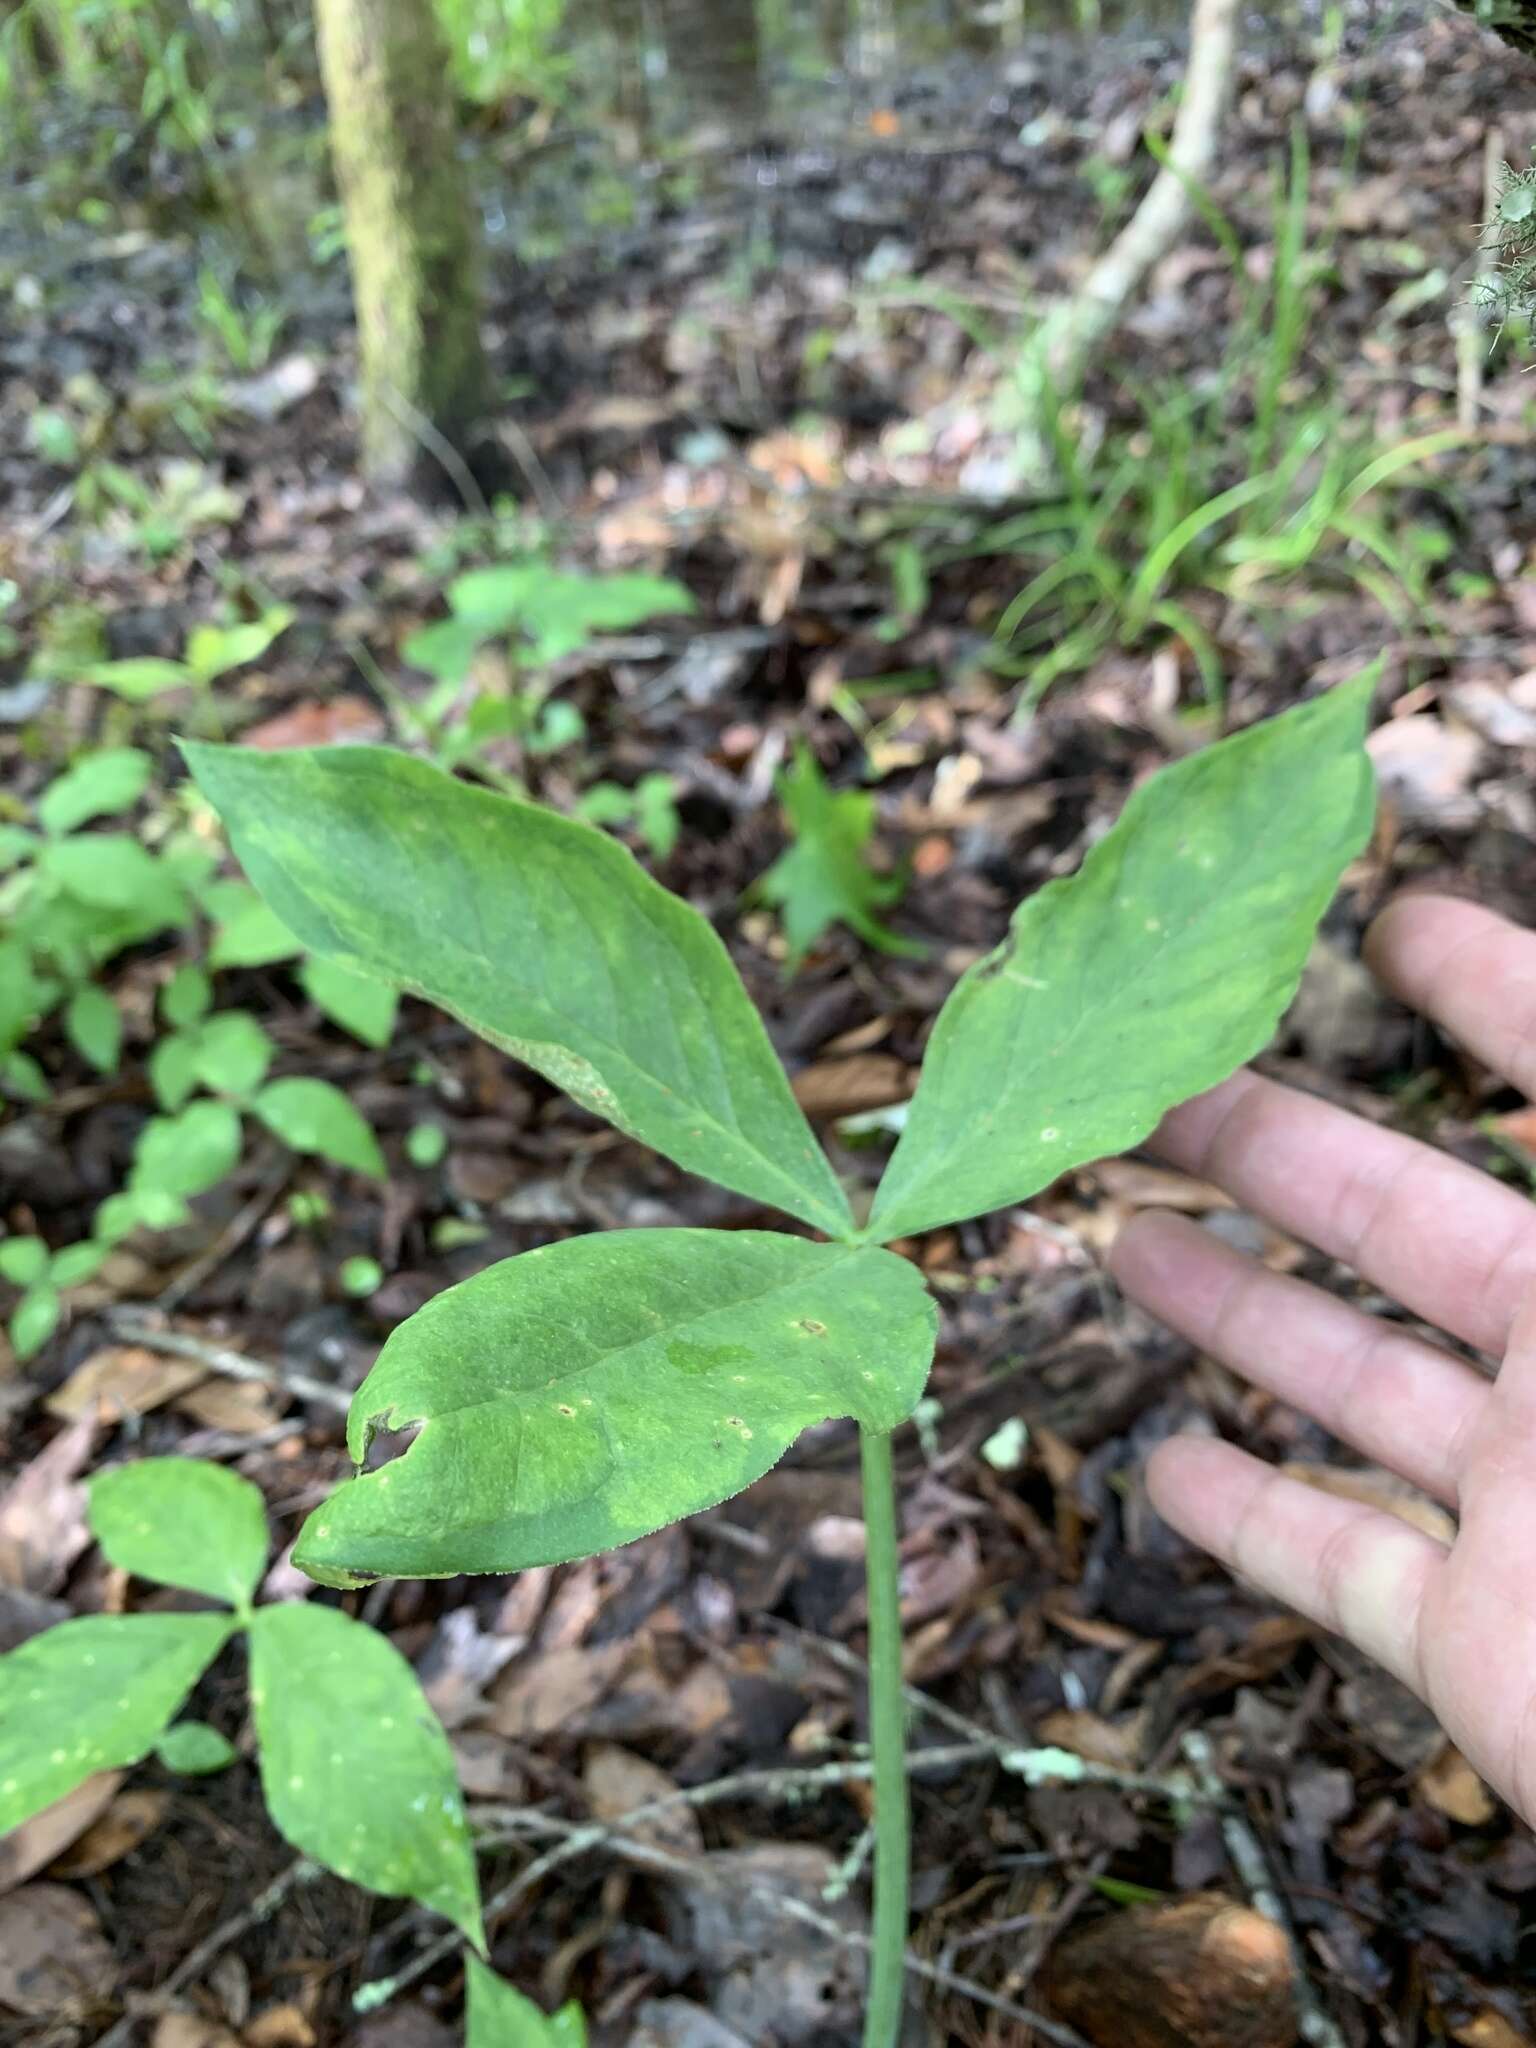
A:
[858,1425,909,2048]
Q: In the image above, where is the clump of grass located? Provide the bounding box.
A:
[960,130,1469,714]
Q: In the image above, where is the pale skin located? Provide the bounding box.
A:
[1110,895,1536,1824]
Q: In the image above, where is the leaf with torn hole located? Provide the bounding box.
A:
[181,742,851,1236]
[248,1602,480,1946]
[0,1614,234,1833]
[293,1231,935,1586]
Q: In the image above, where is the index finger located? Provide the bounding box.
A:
[1364,895,1536,1103]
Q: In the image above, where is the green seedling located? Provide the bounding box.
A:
[0,1235,107,1359]
[0,1458,481,1943]
[400,559,694,778]
[756,744,921,969]
[77,602,294,706]
[97,985,383,1246]
[185,676,1376,2048]
[0,747,194,1083]
[574,773,681,859]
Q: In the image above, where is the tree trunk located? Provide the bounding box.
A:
[1005,0,1240,482]
[312,0,489,487]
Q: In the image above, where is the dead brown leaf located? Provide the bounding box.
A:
[584,1742,703,1855]
[242,696,385,751]
[0,1415,97,1592]
[1367,713,1482,829]
[485,1642,632,1741]
[245,2005,318,2048]
[1452,2014,1532,2048]
[151,2015,244,2048]
[0,1882,117,2015]
[174,1376,284,1433]
[450,1731,527,1802]
[51,1787,169,1877]
[1416,1744,1497,1828]
[790,1056,914,1120]
[0,1773,123,1898]
[1280,1462,1456,1546]
[46,1346,205,1423]
[1035,1707,1150,1771]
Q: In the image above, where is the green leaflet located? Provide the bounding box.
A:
[299,956,399,1048]
[0,1614,235,1832]
[182,743,851,1236]
[868,681,1376,1242]
[247,1602,482,1947]
[90,1458,270,1610]
[465,1955,588,2046]
[156,1720,238,1774]
[252,1077,385,1176]
[757,744,922,968]
[38,749,153,835]
[294,1230,935,1586]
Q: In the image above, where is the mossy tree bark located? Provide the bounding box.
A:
[312,0,489,486]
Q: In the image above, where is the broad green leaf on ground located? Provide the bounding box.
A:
[77,657,192,700]
[10,1287,60,1360]
[867,681,1376,1243]
[183,744,851,1235]
[39,749,153,835]
[253,1078,385,1176]
[161,965,212,1029]
[448,564,695,663]
[757,745,923,969]
[299,957,398,1048]
[205,884,302,970]
[0,1614,234,1832]
[294,1230,935,1586]
[90,1459,269,1608]
[191,1011,276,1098]
[465,1955,588,2047]
[64,986,121,1073]
[40,836,185,919]
[247,1602,481,1945]
[131,1099,243,1200]
[0,1237,48,1287]
[156,1720,238,1774]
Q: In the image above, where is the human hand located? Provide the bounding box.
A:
[1110,896,1536,1822]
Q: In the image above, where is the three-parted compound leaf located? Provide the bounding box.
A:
[465,1955,588,2047]
[0,1614,235,1832]
[868,682,1376,1242]
[247,1602,481,1945]
[182,744,851,1236]
[294,1231,935,1587]
[89,1459,269,1609]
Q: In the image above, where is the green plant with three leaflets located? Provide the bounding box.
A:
[95,960,384,1246]
[183,676,1376,2047]
[401,559,695,776]
[0,1457,480,1944]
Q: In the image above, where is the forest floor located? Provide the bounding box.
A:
[5,4,1536,2045]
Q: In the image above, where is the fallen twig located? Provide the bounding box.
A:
[1183,1731,1347,2048]
[105,1314,353,1417]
